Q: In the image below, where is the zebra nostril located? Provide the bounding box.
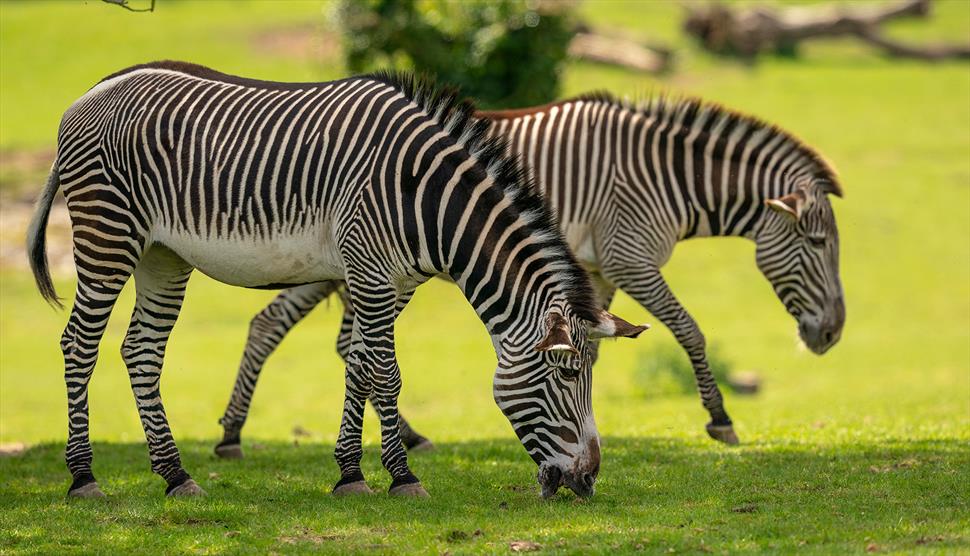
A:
[822,330,834,345]
[582,473,595,488]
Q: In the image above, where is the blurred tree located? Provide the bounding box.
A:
[334,0,576,109]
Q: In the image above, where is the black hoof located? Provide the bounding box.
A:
[407,438,435,453]
[167,479,206,497]
[389,482,429,497]
[67,481,106,499]
[706,423,740,445]
[333,481,374,496]
[214,442,244,459]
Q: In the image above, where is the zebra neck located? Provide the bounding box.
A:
[627,117,785,242]
[447,238,569,337]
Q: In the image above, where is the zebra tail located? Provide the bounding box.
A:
[26,164,63,309]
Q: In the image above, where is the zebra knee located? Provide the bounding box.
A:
[119,325,141,366]
[247,304,280,343]
[59,322,80,360]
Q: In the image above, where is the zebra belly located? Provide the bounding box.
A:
[152,229,345,288]
[563,222,600,269]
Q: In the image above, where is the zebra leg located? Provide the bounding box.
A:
[335,291,434,453]
[216,282,340,459]
[62,275,131,498]
[333,284,425,496]
[398,415,433,452]
[613,268,738,445]
[368,289,428,496]
[120,246,201,496]
[587,274,618,364]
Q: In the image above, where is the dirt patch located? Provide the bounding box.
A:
[251,23,342,63]
[278,526,342,545]
[0,148,55,197]
[0,442,27,457]
[0,193,74,274]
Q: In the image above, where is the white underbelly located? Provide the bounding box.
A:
[562,222,599,269]
[153,227,345,287]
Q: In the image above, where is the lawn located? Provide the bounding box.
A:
[1,1,968,554]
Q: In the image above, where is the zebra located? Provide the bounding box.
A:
[26,61,648,499]
[214,93,845,456]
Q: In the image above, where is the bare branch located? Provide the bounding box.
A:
[569,32,672,74]
[101,0,155,13]
[683,0,969,61]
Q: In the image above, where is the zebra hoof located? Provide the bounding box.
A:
[332,481,374,496]
[167,479,206,497]
[408,438,435,453]
[214,443,244,460]
[389,482,429,497]
[706,423,740,445]
[67,481,106,499]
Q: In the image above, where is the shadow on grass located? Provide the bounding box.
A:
[1,437,967,554]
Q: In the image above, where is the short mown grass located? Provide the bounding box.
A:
[2,438,966,554]
[1,1,968,554]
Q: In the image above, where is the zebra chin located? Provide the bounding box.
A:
[537,437,601,499]
[797,304,845,354]
[537,462,596,499]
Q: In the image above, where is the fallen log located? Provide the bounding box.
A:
[684,0,969,61]
[568,31,672,73]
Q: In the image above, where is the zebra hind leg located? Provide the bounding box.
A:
[120,245,202,496]
[62,275,131,498]
[399,415,434,452]
[610,267,739,445]
[216,282,339,460]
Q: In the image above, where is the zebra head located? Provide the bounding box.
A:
[757,178,845,354]
[493,306,647,498]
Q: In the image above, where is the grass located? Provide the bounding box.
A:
[1,439,966,554]
[1,0,969,554]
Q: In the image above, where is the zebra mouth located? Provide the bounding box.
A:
[564,471,595,498]
[537,464,563,498]
[538,464,595,498]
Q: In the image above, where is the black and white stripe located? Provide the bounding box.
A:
[27,62,646,498]
[216,93,845,451]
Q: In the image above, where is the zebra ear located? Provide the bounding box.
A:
[765,189,808,220]
[589,310,650,340]
[534,311,579,355]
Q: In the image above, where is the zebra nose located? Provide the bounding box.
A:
[581,472,595,489]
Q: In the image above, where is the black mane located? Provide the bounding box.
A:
[575,91,842,197]
[369,70,601,323]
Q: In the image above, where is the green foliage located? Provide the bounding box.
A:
[335,0,575,108]
[633,341,731,399]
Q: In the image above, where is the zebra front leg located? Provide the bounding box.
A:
[335,291,434,453]
[613,267,738,445]
[333,284,425,496]
[332,351,374,496]
[121,246,201,496]
[216,282,340,459]
[62,276,131,498]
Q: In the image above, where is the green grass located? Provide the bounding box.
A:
[1,0,969,554]
[2,439,966,554]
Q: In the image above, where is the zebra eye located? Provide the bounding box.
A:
[556,366,580,380]
[807,235,826,248]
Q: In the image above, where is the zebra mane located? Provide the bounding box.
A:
[575,91,843,197]
[368,70,601,324]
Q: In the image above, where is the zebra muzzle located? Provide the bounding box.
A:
[538,464,563,499]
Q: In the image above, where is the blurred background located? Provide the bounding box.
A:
[0,0,967,453]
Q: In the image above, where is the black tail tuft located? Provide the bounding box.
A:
[26,166,63,309]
